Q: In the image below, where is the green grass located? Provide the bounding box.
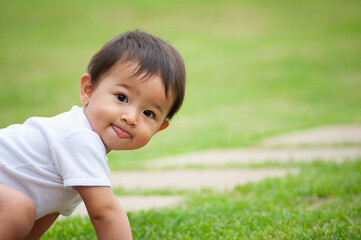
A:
[43,159,361,239]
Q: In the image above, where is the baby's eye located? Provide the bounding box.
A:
[116,94,128,103]
[143,110,154,119]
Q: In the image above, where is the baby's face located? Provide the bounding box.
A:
[81,62,172,152]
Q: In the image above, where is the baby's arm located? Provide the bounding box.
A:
[75,186,132,240]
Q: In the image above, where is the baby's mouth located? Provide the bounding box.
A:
[112,125,131,138]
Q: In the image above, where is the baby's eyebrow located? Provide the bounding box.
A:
[115,83,132,89]
[154,103,164,114]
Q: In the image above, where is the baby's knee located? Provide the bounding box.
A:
[1,186,35,216]
[0,184,36,238]
[14,194,36,222]
[8,192,36,227]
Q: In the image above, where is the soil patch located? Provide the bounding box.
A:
[149,147,361,167]
[110,169,297,190]
[68,196,183,217]
[262,125,361,146]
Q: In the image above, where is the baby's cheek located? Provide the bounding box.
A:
[138,131,154,147]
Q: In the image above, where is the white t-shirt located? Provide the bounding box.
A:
[0,106,111,219]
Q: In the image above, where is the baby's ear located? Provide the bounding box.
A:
[157,121,169,132]
[80,73,93,106]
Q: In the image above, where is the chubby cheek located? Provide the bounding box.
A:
[134,127,157,148]
[135,134,152,149]
[93,102,115,122]
[87,109,104,131]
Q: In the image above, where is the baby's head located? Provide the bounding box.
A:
[80,30,186,152]
[87,30,185,120]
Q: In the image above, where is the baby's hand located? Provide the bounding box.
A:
[75,186,132,240]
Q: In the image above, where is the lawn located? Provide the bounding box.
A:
[1,0,360,239]
[43,160,361,239]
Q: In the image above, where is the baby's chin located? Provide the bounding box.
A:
[108,143,149,152]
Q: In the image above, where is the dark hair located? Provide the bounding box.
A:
[87,30,186,120]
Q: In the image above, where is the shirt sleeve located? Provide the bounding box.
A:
[50,130,111,188]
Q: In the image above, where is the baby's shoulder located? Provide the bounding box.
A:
[42,106,93,139]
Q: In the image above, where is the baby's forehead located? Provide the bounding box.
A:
[110,60,158,81]
[107,60,174,97]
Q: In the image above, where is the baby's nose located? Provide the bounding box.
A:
[121,110,138,126]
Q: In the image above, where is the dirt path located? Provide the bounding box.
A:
[71,196,183,217]
[110,168,298,190]
[262,125,361,146]
[149,147,361,168]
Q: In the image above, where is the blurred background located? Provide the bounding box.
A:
[0,0,360,169]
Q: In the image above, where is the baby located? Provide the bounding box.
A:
[0,30,185,239]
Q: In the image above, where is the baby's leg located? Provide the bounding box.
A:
[25,212,59,239]
[0,183,36,239]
